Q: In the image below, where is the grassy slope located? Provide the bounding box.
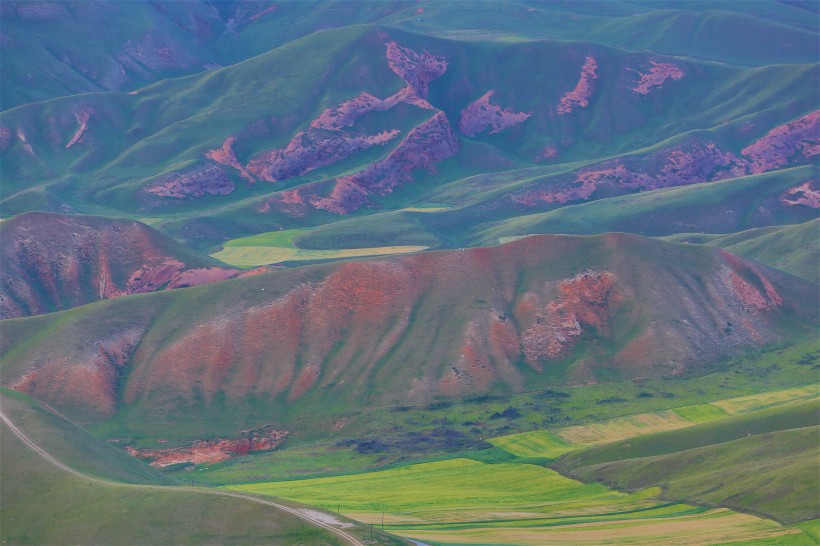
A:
[1,233,817,446]
[226,458,806,546]
[474,166,819,244]
[566,426,818,525]
[6,1,814,111]
[2,25,817,249]
[0,390,364,546]
[666,219,820,283]
[551,402,820,524]
[170,340,818,486]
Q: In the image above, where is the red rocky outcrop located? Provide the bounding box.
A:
[65,108,94,149]
[630,62,684,95]
[211,41,446,187]
[146,164,234,198]
[311,111,459,213]
[557,56,598,115]
[246,129,399,182]
[780,181,820,208]
[741,110,820,173]
[519,271,618,367]
[458,90,531,137]
[310,91,407,131]
[385,41,447,103]
[126,426,289,467]
[512,140,748,206]
[205,136,253,181]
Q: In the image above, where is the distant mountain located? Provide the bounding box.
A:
[2,25,816,251]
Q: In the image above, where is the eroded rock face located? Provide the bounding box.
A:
[126,426,288,467]
[4,235,809,419]
[311,111,459,213]
[557,56,598,115]
[219,40,447,186]
[630,62,684,95]
[9,328,144,417]
[519,271,618,367]
[246,129,400,183]
[780,181,820,208]
[458,90,531,137]
[205,136,253,180]
[65,108,94,149]
[385,40,447,101]
[512,140,748,206]
[146,164,234,197]
[0,212,266,318]
[741,110,820,173]
[310,91,406,131]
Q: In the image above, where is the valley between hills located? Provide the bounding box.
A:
[1,1,818,545]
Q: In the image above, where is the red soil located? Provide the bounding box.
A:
[246,129,400,183]
[65,108,94,149]
[557,56,598,115]
[458,90,531,137]
[10,328,143,417]
[385,41,447,101]
[520,271,618,365]
[146,164,234,197]
[511,140,748,206]
[780,181,820,208]
[630,62,684,95]
[127,427,288,467]
[310,91,407,131]
[741,111,820,173]
[311,111,458,213]
[205,136,254,181]
[0,126,12,151]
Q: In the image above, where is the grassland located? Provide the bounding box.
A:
[163,337,820,485]
[474,166,819,246]
[489,384,817,459]
[0,390,385,546]
[665,219,820,283]
[225,457,810,545]
[220,384,818,544]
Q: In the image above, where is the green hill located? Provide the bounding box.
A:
[552,401,820,524]
[2,24,816,250]
[666,219,820,283]
[0,389,386,545]
[474,166,819,244]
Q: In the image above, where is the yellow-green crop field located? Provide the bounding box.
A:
[211,227,428,266]
[212,245,429,267]
[491,384,819,458]
[225,458,807,545]
[712,384,819,415]
[224,384,818,545]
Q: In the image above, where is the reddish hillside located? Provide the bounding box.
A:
[1,233,815,427]
[0,212,268,318]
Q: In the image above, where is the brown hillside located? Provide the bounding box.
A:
[0,212,269,318]
[1,233,815,424]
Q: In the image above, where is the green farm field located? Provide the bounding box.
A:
[211,228,429,266]
[222,384,818,545]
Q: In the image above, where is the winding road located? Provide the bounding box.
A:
[0,409,364,546]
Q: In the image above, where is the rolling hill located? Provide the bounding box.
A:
[1,24,816,251]
[1,233,816,444]
[0,212,272,318]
